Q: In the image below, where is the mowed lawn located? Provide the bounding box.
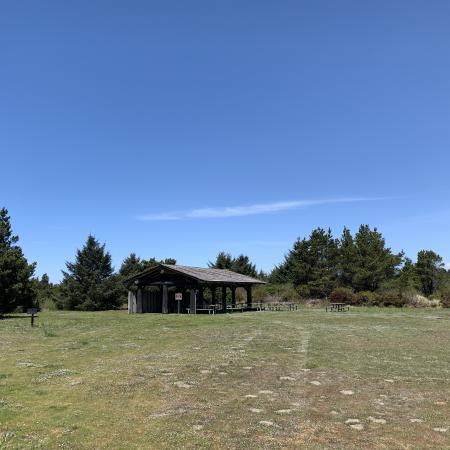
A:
[1,309,449,449]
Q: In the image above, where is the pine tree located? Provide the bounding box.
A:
[162,258,176,265]
[338,227,358,287]
[353,225,403,291]
[291,228,339,298]
[118,253,144,305]
[58,235,121,310]
[397,257,420,292]
[119,253,143,279]
[209,252,258,277]
[416,250,444,296]
[272,228,339,298]
[33,273,58,309]
[231,254,257,277]
[0,207,36,313]
[208,252,234,269]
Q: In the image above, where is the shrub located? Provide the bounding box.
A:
[379,290,407,307]
[409,293,441,308]
[295,284,311,299]
[400,288,420,306]
[39,297,58,311]
[254,284,303,303]
[252,286,268,303]
[356,291,381,306]
[329,287,357,305]
[441,291,450,308]
[281,284,302,302]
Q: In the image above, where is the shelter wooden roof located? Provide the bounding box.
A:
[128,264,266,286]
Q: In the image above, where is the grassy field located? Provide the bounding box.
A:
[1,308,449,449]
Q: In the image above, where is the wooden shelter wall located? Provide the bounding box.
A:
[142,290,162,313]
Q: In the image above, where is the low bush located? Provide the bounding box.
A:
[409,293,441,308]
[39,297,58,311]
[356,291,381,306]
[440,291,450,308]
[329,287,357,305]
[379,290,408,307]
[295,284,311,300]
[253,284,303,303]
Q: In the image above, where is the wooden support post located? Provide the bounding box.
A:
[198,286,204,308]
[190,289,196,314]
[231,287,236,308]
[128,290,136,314]
[136,288,143,313]
[210,287,216,306]
[246,286,252,310]
[162,284,168,314]
[222,286,227,312]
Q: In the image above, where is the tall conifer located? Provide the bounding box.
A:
[0,208,36,313]
[58,235,121,310]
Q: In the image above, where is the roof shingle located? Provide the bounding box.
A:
[160,264,265,284]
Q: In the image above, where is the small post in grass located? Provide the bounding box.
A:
[27,308,38,327]
[175,292,183,314]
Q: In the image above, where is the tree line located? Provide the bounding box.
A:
[268,226,448,307]
[1,207,449,313]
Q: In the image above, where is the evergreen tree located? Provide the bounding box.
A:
[352,225,403,291]
[338,227,358,287]
[416,250,444,296]
[258,269,268,281]
[269,263,289,283]
[209,252,258,277]
[314,228,339,296]
[33,273,57,309]
[118,253,144,304]
[119,253,143,279]
[231,254,258,277]
[397,257,420,292]
[293,228,339,297]
[272,228,339,297]
[208,252,234,270]
[58,235,121,310]
[119,254,177,280]
[270,251,295,283]
[138,257,176,272]
[162,258,176,265]
[0,208,36,313]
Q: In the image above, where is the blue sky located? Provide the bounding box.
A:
[1,1,450,281]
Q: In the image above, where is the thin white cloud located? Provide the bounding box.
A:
[137,197,384,221]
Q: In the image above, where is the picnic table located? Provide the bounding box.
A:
[326,303,349,312]
[265,302,298,311]
[186,304,219,314]
[226,304,246,312]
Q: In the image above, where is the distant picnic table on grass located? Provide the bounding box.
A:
[186,301,298,314]
[326,303,350,312]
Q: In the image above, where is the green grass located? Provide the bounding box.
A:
[1,308,449,449]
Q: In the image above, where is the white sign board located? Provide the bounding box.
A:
[175,292,183,301]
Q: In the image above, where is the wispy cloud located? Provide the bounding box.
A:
[137,197,385,221]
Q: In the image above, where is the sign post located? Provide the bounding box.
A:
[27,308,38,327]
[175,292,183,314]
